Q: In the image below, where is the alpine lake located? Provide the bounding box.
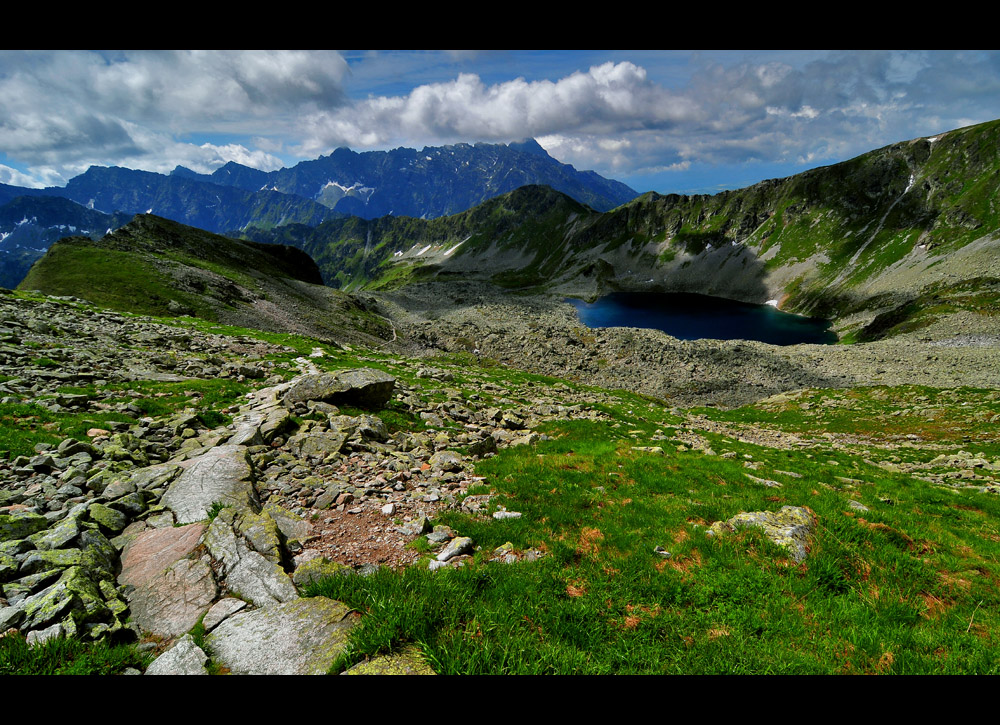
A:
[566,292,838,346]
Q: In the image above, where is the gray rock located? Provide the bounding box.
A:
[0,605,25,631]
[288,431,348,461]
[26,621,63,645]
[144,634,208,675]
[428,451,463,472]
[162,445,258,524]
[283,368,396,410]
[263,502,311,542]
[206,597,356,675]
[437,536,474,562]
[202,514,298,607]
[202,597,248,632]
[128,463,182,491]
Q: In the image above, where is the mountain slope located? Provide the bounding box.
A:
[18,215,394,345]
[244,119,1000,337]
[0,196,130,289]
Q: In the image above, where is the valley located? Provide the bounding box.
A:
[1,117,999,675]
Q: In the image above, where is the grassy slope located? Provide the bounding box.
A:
[5,295,998,674]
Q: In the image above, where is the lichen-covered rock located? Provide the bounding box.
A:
[437,536,474,562]
[0,511,48,542]
[27,515,81,551]
[236,509,284,565]
[263,502,311,543]
[428,451,463,472]
[288,431,348,461]
[87,503,129,533]
[710,506,816,563]
[341,646,436,675]
[203,512,298,607]
[283,368,396,410]
[206,597,356,675]
[292,557,352,588]
[20,566,109,630]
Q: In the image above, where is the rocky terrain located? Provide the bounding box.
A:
[0,289,638,673]
[378,281,1000,409]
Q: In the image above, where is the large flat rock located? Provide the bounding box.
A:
[206,597,357,675]
[162,445,258,524]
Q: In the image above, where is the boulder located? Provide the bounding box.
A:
[709,506,816,563]
[145,634,208,675]
[283,368,396,410]
[202,511,298,607]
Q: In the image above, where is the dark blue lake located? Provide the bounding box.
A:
[567,292,837,346]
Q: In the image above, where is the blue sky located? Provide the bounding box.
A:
[2,50,999,195]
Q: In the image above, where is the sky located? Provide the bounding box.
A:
[1,50,999,196]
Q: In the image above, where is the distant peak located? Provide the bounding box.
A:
[170,165,201,178]
[508,138,550,158]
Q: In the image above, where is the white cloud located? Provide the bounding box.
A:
[0,50,349,181]
[0,163,47,188]
[297,61,703,156]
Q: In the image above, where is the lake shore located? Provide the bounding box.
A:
[375,281,1000,408]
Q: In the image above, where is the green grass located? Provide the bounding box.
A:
[0,634,151,675]
[0,401,133,460]
[303,379,1000,674]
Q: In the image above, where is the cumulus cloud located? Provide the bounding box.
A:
[0,50,349,184]
[296,61,703,157]
[0,163,47,188]
[293,52,1000,181]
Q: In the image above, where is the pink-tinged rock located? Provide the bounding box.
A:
[118,523,206,589]
[128,558,217,638]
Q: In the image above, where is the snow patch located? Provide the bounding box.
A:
[927,135,941,143]
[415,244,432,256]
[905,173,915,193]
[393,250,404,257]
[443,241,464,257]
[765,300,779,307]
[321,180,375,200]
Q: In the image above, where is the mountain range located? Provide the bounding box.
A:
[236,118,1000,342]
[0,139,638,289]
